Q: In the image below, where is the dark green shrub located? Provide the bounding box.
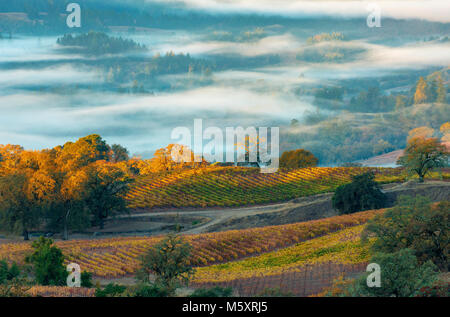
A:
[25,237,67,286]
[81,271,93,288]
[0,260,29,297]
[0,260,20,284]
[95,283,127,297]
[332,172,387,214]
[190,286,233,297]
[132,284,169,297]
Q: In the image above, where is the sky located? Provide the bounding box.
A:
[145,0,450,23]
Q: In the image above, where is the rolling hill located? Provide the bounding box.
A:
[125,166,411,210]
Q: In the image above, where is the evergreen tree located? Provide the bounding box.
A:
[26,237,67,286]
[426,78,438,102]
[436,75,447,103]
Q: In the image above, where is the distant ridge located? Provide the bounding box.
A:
[357,150,404,167]
[358,141,450,167]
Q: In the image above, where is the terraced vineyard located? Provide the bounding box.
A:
[0,209,384,278]
[191,224,373,296]
[192,225,371,284]
[126,166,407,210]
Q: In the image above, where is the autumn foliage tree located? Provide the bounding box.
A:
[0,145,23,175]
[0,135,132,240]
[414,77,428,104]
[440,122,450,143]
[397,136,448,182]
[139,144,208,174]
[0,173,43,240]
[279,149,318,169]
[407,126,434,140]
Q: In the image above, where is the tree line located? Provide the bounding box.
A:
[315,72,447,113]
[0,134,132,240]
[57,31,147,55]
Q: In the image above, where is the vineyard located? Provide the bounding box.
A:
[192,225,371,283]
[24,264,368,297]
[189,224,373,296]
[126,166,409,210]
[192,262,368,297]
[26,286,95,297]
[0,209,384,278]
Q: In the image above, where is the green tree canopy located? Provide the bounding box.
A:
[332,172,387,214]
[26,237,67,286]
[364,196,449,271]
[83,163,131,229]
[137,234,194,295]
[349,249,438,297]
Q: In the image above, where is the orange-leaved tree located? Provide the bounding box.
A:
[397,136,448,182]
[280,149,318,169]
[0,135,133,240]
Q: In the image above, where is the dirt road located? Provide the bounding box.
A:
[3,181,447,242]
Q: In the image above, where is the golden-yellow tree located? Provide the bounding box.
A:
[0,135,132,240]
[280,149,319,169]
[407,126,434,140]
[414,77,428,104]
[440,122,450,143]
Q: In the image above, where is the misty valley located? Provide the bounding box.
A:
[0,1,448,166]
[0,0,449,301]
